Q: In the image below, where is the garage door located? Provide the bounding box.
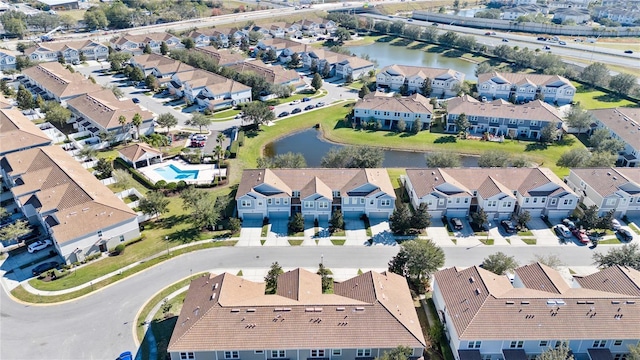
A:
[318,214,329,222]
[546,210,569,219]
[525,209,543,217]
[242,212,263,220]
[343,211,362,219]
[428,210,444,218]
[446,209,468,218]
[368,212,389,219]
[625,210,640,217]
[268,211,289,220]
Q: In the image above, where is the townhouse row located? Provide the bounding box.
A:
[235,165,640,224]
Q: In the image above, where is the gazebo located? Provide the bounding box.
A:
[118,143,163,169]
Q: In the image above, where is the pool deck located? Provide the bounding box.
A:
[138,159,227,185]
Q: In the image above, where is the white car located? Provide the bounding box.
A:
[27,239,53,253]
[611,219,621,230]
[290,100,301,105]
[554,224,572,239]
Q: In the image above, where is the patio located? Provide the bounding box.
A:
[137,159,226,186]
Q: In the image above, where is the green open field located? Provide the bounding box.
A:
[572,82,638,109]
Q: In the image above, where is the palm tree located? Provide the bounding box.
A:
[214,145,224,168]
[131,113,142,139]
[216,132,225,146]
[118,115,128,144]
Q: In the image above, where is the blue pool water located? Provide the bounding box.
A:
[154,164,199,180]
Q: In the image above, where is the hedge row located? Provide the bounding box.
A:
[237,130,245,146]
[114,157,157,190]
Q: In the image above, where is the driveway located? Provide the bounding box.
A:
[344,218,368,246]
[237,219,262,247]
[427,218,455,247]
[528,217,562,246]
[369,219,396,246]
[265,218,289,246]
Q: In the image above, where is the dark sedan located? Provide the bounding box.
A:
[291,108,302,114]
[278,111,289,118]
[500,220,517,233]
[32,261,60,276]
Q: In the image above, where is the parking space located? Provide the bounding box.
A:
[528,217,562,246]
[427,218,454,246]
[344,218,368,246]
[265,218,289,246]
[449,217,475,238]
[237,219,263,247]
[369,219,395,246]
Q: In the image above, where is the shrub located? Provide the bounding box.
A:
[165,182,177,191]
[113,244,126,255]
[177,180,188,190]
[113,158,156,189]
[237,131,245,146]
[229,142,239,158]
[228,218,241,233]
[155,180,167,189]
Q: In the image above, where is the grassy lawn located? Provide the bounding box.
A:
[629,223,640,235]
[518,230,534,237]
[598,238,621,245]
[331,229,346,236]
[572,83,638,109]
[261,224,268,237]
[344,35,383,47]
[331,239,346,245]
[593,42,640,52]
[521,238,537,245]
[480,238,494,245]
[377,0,456,14]
[288,240,304,246]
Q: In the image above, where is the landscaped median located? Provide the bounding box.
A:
[11,240,236,304]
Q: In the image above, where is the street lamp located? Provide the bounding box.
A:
[487,222,491,243]
[165,235,169,256]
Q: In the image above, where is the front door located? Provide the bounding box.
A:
[99,243,108,252]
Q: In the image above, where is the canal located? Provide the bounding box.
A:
[265,128,479,168]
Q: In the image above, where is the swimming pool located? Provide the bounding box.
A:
[154,164,199,180]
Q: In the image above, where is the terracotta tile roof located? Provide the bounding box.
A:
[446,96,563,123]
[575,266,640,296]
[477,71,574,89]
[22,63,102,99]
[434,264,640,340]
[66,89,155,130]
[570,167,640,198]
[379,65,465,82]
[355,93,433,115]
[168,270,425,352]
[514,263,570,294]
[406,168,574,199]
[589,107,640,150]
[118,143,161,163]
[236,169,395,201]
[193,46,245,65]
[2,146,137,243]
[0,108,51,155]
[230,60,301,86]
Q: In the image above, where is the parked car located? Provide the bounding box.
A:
[624,50,634,54]
[502,38,509,42]
[611,219,621,230]
[558,41,566,45]
[562,218,576,230]
[32,261,59,276]
[132,98,140,104]
[302,97,311,102]
[543,45,551,50]
[616,228,633,242]
[291,107,302,114]
[554,224,572,238]
[268,105,275,110]
[451,218,463,230]
[117,352,133,360]
[537,37,546,41]
[485,32,492,35]
[304,104,315,111]
[278,111,289,118]
[500,220,517,234]
[27,239,52,253]
[290,100,301,105]
[572,228,590,244]
[315,102,325,107]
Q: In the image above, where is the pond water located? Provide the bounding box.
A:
[348,40,479,81]
[264,128,479,168]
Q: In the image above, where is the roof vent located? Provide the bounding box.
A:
[246,308,256,313]
[611,300,620,304]
[336,307,345,311]
[355,307,365,311]
[613,176,618,180]
[469,276,475,283]
[627,301,636,305]
[231,309,240,313]
[521,301,530,305]
[475,288,481,295]
[506,301,514,305]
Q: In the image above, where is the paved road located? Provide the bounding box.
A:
[0,244,612,360]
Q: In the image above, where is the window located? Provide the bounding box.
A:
[332,349,342,356]
[593,340,607,348]
[525,198,530,204]
[318,202,328,209]
[563,199,570,205]
[180,353,195,360]
[224,351,239,359]
[614,340,623,346]
[360,198,365,204]
[381,199,391,206]
[311,350,325,357]
[271,350,286,358]
[255,351,264,354]
[551,198,557,205]
[614,355,627,360]
[510,341,524,348]
[357,349,372,357]
[275,199,280,205]
[468,341,482,349]
[332,191,340,198]
[292,191,300,198]
[539,341,548,347]
[533,198,538,204]
[541,198,546,203]
[304,201,314,208]
[119,235,125,242]
[530,121,538,126]
[97,230,103,237]
[555,341,568,348]
[267,199,273,205]
[241,200,251,207]
[283,198,289,205]
[607,198,616,206]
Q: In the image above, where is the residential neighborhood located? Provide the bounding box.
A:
[0,1,639,360]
